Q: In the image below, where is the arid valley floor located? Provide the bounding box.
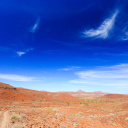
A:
[0,82,128,128]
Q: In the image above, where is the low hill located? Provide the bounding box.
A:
[62,90,109,98]
[51,93,79,102]
[0,83,32,101]
[101,94,128,99]
[0,82,79,102]
[0,82,16,90]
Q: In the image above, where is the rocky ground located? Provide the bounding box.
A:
[0,83,128,128]
[0,98,128,128]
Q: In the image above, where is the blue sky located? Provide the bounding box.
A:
[0,0,128,94]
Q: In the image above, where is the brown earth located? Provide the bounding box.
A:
[0,82,128,128]
[0,82,17,90]
[0,111,11,128]
[61,90,109,99]
[0,82,79,102]
[101,94,128,99]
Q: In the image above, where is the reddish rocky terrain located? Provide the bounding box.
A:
[61,90,109,99]
[101,94,128,99]
[0,83,79,103]
[0,82,128,128]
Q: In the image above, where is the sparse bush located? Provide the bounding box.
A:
[60,125,67,128]
[52,108,59,112]
[85,103,89,106]
[87,110,92,112]
[125,117,128,121]
[11,114,21,120]
[67,102,69,106]
[75,113,81,117]
[109,113,115,116]
[89,115,93,118]
[45,107,53,110]
[79,112,83,114]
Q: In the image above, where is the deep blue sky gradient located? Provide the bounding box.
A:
[0,0,128,93]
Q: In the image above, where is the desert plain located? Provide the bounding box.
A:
[0,82,128,128]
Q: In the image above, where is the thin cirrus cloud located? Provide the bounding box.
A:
[16,48,33,57]
[95,52,128,56]
[16,51,26,57]
[58,66,80,71]
[70,64,128,87]
[121,31,128,41]
[120,26,128,41]
[83,10,119,39]
[30,17,40,33]
[0,74,35,81]
[0,47,34,57]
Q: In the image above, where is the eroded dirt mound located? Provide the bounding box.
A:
[116,102,128,109]
[0,83,80,102]
[101,94,128,99]
[0,83,35,101]
[0,82,16,90]
[0,90,32,101]
[51,93,79,102]
[0,83,31,101]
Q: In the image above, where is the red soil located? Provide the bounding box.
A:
[63,90,109,99]
[101,94,128,99]
[51,93,79,102]
[0,83,79,103]
[0,82,128,128]
[0,82,16,90]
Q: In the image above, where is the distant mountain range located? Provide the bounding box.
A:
[57,90,109,98]
[0,82,127,101]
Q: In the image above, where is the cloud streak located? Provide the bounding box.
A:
[121,28,128,40]
[58,66,80,71]
[16,52,25,56]
[83,10,119,39]
[0,47,34,57]
[0,74,35,81]
[70,64,128,87]
[30,17,40,33]
[95,52,128,56]
[122,33,128,40]
[16,48,33,57]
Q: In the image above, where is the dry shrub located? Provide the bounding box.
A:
[11,114,21,120]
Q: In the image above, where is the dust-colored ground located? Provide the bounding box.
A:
[0,83,128,128]
[0,111,11,128]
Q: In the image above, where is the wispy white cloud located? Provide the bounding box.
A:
[70,64,128,87]
[95,52,128,56]
[122,33,128,40]
[121,28,128,40]
[30,17,40,33]
[83,10,119,39]
[0,47,34,57]
[58,66,80,71]
[0,74,35,81]
[16,52,26,56]
[16,48,33,57]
